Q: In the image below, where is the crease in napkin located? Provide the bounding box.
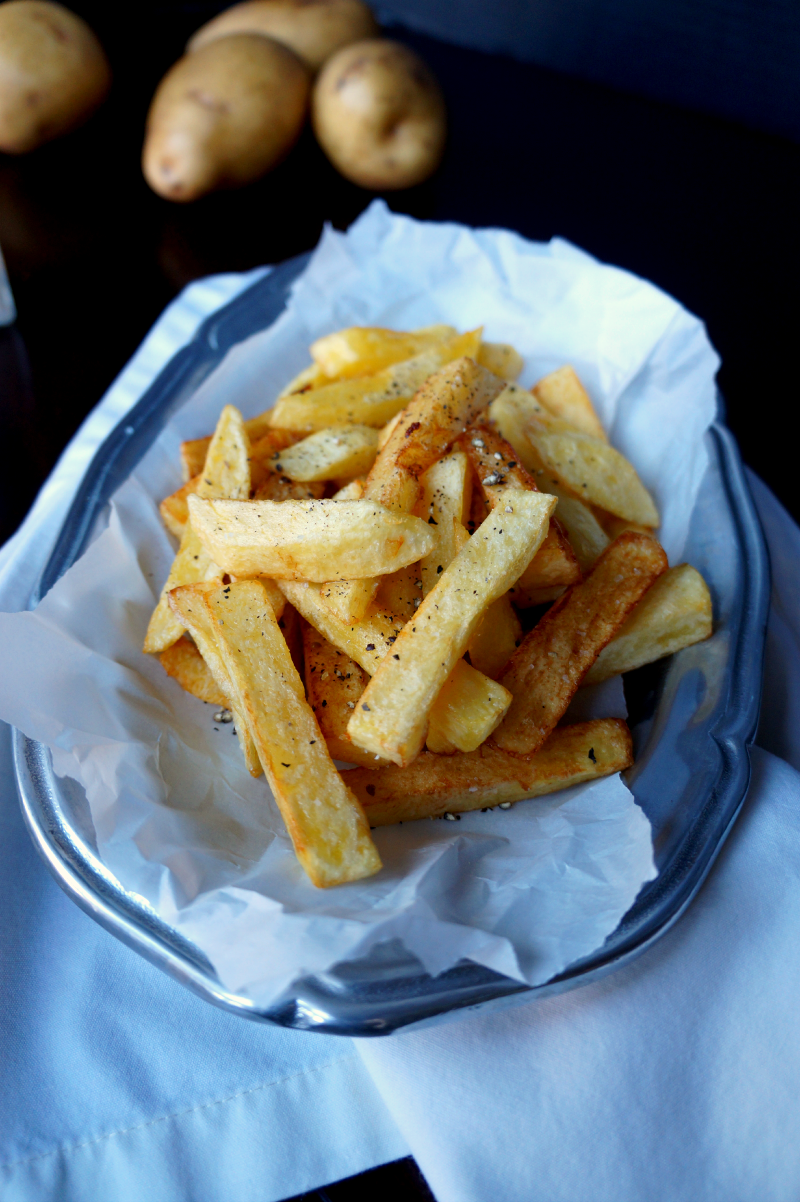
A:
[0,201,718,1007]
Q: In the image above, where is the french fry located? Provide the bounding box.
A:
[459,424,581,601]
[180,412,281,483]
[349,718,634,824]
[584,563,712,685]
[347,491,557,766]
[160,476,200,539]
[311,324,458,379]
[144,405,250,654]
[467,595,522,679]
[159,636,228,707]
[333,479,365,500]
[270,330,483,431]
[492,383,658,527]
[175,580,382,887]
[324,357,507,623]
[269,425,379,482]
[425,661,512,754]
[302,625,390,767]
[278,361,329,396]
[417,452,472,595]
[281,582,513,754]
[494,532,668,757]
[374,562,423,622]
[188,495,435,582]
[377,410,404,450]
[533,366,607,441]
[254,476,327,501]
[477,341,524,381]
[168,583,261,777]
[248,429,305,492]
[592,509,654,539]
[490,386,615,570]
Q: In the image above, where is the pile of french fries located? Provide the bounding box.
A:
[144,323,713,888]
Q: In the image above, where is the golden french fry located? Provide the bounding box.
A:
[270,330,483,431]
[269,425,379,482]
[425,660,511,754]
[168,583,261,777]
[374,562,423,622]
[592,509,655,539]
[282,581,512,755]
[160,476,200,539]
[278,361,329,396]
[584,563,712,685]
[349,718,634,824]
[494,532,668,757]
[333,478,365,500]
[417,452,472,595]
[325,357,506,623]
[302,624,390,767]
[348,490,557,766]
[180,411,281,482]
[459,424,581,601]
[467,594,521,679]
[178,580,382,886]
[477,341,524,381]
[490,386,621,568]
[253,476,326,501]
[311,324,458,379]
[159,636,228,707]
[377,410,404,450]
[145,405,251,654]
[533,366,607,441]
[188,495,435,581]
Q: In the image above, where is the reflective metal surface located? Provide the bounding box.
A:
[13,259,770,1035]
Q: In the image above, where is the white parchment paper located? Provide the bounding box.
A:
[0,202,719,1006]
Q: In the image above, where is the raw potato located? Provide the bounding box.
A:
[312,39,446,190]
[0,1,111,154]
[142,34,310,202]
[188,0,378,73]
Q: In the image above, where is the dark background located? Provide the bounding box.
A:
[1,3,798,1196]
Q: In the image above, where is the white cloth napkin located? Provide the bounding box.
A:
[0,272,408,1202]
[356,471,800,1202]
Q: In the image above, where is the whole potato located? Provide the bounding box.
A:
[0,0,111,154]
[142,34,310,202]
[188,0,378,73]
[312,39,446,191]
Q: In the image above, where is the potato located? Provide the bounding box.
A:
[188,0,378,73]
[0,1,111,154]
[142,34,309,202]
[312,39,446,190]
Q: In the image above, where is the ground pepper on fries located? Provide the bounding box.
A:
[144,324,714,887]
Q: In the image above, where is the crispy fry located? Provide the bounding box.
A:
[269,425,379,482]
[417,451,472,595]
[494,532,668,756]
[467,595,522,679]
[490,386,615,569]
[460,424,581,602]
[145,405,250,654]
[302,625,390,767]
[159,476,200,539]
[476,341,524,381]
[347,490,557,766]
[425,661,511,754]
[159,636,228,707]
[177,580,382,886]
[180,412,280,483]
[311,324,458,379]
[270,330,483,431]
[253,476,326,501]
[377,410,404,450]
[533,366,607,441]
[188,496,435,581]
[168,583,261,776]
[281,581,512,755]
[325,357,507,623]
[584,563,712,685]
[349,719,633,824]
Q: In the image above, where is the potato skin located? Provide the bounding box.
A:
[188,0,378,73]
[0,0,111,154]
[312,39,446,191]
[142,34,310,202]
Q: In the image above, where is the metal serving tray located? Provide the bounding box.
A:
[13,255,770,1035]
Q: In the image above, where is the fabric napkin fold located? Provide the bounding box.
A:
[0,272,407,1202]
[356,474,800,1202]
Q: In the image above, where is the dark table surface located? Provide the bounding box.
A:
[1,10,798,1198]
